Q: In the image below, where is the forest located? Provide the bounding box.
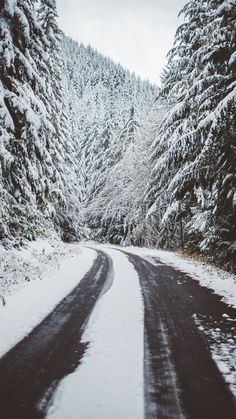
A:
[0,0,236,272]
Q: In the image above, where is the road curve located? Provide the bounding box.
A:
[1,245,235,419]
[121,250,236,419]
[0,250,111,419]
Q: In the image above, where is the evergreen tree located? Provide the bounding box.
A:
[61,36,158,242]
[147,0,236,271]
[0,0,56,242]
[0,7,160,248]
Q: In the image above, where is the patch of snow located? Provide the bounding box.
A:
[193,314,236,397]
[47,248,144,419]
[0,238,96,358]
[0,234,88,297]
[229,51,236,67]
[3,0,16,17]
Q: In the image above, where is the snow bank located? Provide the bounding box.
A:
[47,248,144,419]
[0,234,69,296]
[0,238,96,358]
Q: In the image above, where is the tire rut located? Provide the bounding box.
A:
[121,250,236,419]
[0,250,111,419]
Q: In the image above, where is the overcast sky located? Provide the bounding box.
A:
[57,0,186,85]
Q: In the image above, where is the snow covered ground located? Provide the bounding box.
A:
[47,248,144,419]
[0,234,76,296]
[0,239,235,415]
[0,235,96,358]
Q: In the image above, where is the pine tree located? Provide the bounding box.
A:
[38,0,70,236]
[61,36,158,242]
[0,13,159,247]
[0,0,56,243]
[147,0,236,271]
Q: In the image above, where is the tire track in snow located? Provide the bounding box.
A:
[0,250,111,419]
[122,250,236,419]
[47,248,144,419]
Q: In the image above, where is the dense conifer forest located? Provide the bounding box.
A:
[0,0,235,272]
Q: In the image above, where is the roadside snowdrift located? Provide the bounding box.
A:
[0,236,96,358]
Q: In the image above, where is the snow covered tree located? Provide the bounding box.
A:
[0,0,74,243]
[147,0,236,271]
[0,6,160,247]
[0,0,57,242]
[84,100,164,245]
[38,0,79,240]
[60,36,158,242]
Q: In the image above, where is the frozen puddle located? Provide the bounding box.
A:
[47,249,144,419]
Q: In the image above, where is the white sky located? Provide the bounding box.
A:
[57,0,186,86]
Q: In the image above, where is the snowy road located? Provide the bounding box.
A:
[123,250,236,419]
[0,250,110,419]
[0,246,235,419]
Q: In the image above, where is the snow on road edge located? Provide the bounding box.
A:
[84,243,236,400]
[47,248,144,419]
[0,240,96,358]
[0,233,74,297]
[123,247,236,309]
[123,246,236,398]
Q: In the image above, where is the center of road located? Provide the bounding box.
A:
[47,249,144,419]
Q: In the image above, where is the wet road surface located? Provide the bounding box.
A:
[0,247,235,419]
[123,251,236,419]
[0,251,110,419]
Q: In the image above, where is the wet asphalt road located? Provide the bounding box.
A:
[0,251,110,419]
[0,247,235,419]
[123,251,236,419]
